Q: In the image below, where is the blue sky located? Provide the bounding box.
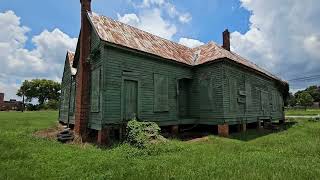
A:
[0,0,320,100]
[0,0,250,47]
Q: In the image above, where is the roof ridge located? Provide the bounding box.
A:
[89,12,193,50]
[86,11,286,84]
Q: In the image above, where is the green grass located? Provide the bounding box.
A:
[1,111,320,179]
[285,108,320,116]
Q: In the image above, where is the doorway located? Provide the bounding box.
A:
[178,78,192,118]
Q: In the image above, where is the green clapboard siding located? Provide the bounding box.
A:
[59,56,74,124]
[68,29,286,130]
[222,60,284,124]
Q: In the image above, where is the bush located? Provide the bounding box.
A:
[126,119,166,148]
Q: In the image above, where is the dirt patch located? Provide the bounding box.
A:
[33,125,93,148]
[34,123,65,139]
[186,136,210,143]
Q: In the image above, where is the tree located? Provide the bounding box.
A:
[297,92,314,108]
[305,85,320,102]
[288,92,297,107]
[17,79,61,107]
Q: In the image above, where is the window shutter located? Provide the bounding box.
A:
[245,81,252,111]
[91,67,101,112]
[70,81,76,113]
[154,74,168,112]
[229,77,237,112]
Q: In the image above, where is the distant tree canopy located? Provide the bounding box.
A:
[17,79,61,106]
[297,92,314,107]
[288,85,320,107]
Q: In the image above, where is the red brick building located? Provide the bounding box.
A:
[0,93,23,111]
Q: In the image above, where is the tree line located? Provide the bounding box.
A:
[17,79,61,111]
[288,85,320,108]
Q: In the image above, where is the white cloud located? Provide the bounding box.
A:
[0,11,77,100]
[132,0,192,23]
[231,0,320,90]
[117,9,177,40]
[117,13,140,27]
[178,37,204,48]
[178,13,192,24]
[141,0,165,7]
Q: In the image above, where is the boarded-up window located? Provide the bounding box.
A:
[154,74,168,112]
[200,77,213,110]
[229,77,237,112]
[260,90,269,115]
[91,67,101,112]
[69,81,76,113]
[245,81,252,111]
[63,88,69,111]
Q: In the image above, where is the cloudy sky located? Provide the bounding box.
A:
[0,0,320,100]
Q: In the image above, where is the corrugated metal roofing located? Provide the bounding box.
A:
[87,12,286,84]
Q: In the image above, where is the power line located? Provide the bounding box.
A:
[287,74,320,82]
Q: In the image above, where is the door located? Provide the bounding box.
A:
[178,79,189,117]
[123,80,138,121]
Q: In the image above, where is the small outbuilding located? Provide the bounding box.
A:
[59,0,289,143]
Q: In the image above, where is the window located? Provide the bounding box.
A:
[229,77,238,112]
[91,67,101,112]
[69,81,76,113]
[200,77,213,110]
[154,73,168,112]
[245,81,252,111]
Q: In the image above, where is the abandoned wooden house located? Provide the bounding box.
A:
[59,51,76,125]
[59,0,289,143]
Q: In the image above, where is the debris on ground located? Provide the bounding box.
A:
[34,123,74,143]
[57,127,74,143]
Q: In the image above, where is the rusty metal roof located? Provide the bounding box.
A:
[87,12,286,84]
[67,51,77,75]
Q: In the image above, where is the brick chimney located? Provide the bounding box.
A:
[0,93,4,104]
[74,0,92,137]
[222,29,230,51]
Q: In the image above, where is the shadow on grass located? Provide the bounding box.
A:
[160,121,298,142]
[229,121,297,141]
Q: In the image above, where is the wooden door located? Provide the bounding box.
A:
[123,80,138,121]
[178,80,188,117]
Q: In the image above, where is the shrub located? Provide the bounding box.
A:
[126,119,166,148]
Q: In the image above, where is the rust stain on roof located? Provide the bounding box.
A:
[87,12,286,84]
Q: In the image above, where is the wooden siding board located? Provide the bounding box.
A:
[102,45,193,125]
[222,60,284,123]
[87,30,103,130]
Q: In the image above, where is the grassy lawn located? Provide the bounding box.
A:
[1,112,320,179]
[285,108,320,116]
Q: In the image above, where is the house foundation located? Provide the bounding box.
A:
[256,120,262,129]
[218,123,229,137]
[97,127,110,145]
[171,125,179,136]
[238,123,246,132]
